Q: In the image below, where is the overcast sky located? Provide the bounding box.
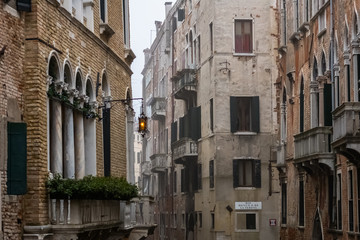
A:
[130,0,169,114]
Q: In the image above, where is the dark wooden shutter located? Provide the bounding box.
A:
[179,117,185,139]
[230,97,238,133]
[178,9,185,21]
[197,164,202,190]
[254,159,261,188]
[190,106,201,140]
[233,160,239,188]
[251,96,260,133]
[7,122,27,195]
[16,0,31,12]
[184,113,190,138]
[103,108,111,176]
[171,121,177,143]
[324,83,332,126]
[209,160,214,188]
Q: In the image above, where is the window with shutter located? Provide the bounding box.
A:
[233,159,261,188]
[7,122,27,195]
[230,96,260,133]
[190,106,201,140]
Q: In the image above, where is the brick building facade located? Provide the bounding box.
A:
[0,0,152,239]
[277,0,360,239]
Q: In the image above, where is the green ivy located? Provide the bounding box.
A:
[46,175,138,201]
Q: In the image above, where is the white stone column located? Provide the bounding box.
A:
[50,100,63,175]
[318,83,324,127]
[126,110,135,184]
[84,118,96,176]
[310,81,319,128]
[74,111,85,179]
[63,107,75,179]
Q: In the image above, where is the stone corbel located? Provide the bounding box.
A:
[89,101,98,111]
[69,89,79,98]
[352,39,360,55]
[55,81,65,94]
[47,76,53,86]
[310,81,319,92]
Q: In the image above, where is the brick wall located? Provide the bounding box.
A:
[0,0,132,233]
[0,1,27,239]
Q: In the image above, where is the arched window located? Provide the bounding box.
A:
[48,54,63,176]
[354,12,359,38]
[345,25,349,49]
[313,57,318,80]
[321,51,326,75]
[300,76,304,132]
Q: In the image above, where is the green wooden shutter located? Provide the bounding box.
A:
[230,97,238,133]
[254,160,261,188]
[16,0,31,12]
[7,122,27,195]
[190,106,201,141]
[179,117,185,139]
[251,97,260,133]
[324,84,332,126]
[233,160,239,188]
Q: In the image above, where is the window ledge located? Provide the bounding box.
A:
[233,53,256,57]
[235,187,256,190]
[233,132,257,136]
[281,224,287,228]
[317,28,327,38]
[298,226,305,230]
[99,23,115,37]
[327,228,343,235]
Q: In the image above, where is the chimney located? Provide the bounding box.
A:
[165,2,172,17]
[155,21,162,35]
[143,48,151,64]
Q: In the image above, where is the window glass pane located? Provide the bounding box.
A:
[238,98,251,131]
[245,161,253,186]
[235,20,252,53]
[246,214,256,229]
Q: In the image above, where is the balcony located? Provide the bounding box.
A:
[332,102,360,161]
[171,69,197,101]
[150,97,166,121]
[172,138,198,164]
[150,153,167,173]
[141,161,152,176]
[294,126,334,172]
[23,197,156,240]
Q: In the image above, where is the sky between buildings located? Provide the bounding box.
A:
[130,0,168,115]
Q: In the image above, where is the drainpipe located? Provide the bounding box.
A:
[330,0,334,111]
